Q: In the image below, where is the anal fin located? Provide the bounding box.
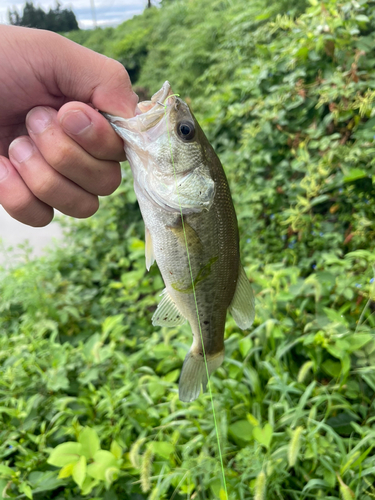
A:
[229,264,255,329]
[145,227,155,271]
[152,289,187,327]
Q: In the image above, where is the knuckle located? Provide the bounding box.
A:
[48,143,74,173]
[32,173,58,200]
[8,192,35,217]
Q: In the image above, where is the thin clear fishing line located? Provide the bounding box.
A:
[163,95,228,499]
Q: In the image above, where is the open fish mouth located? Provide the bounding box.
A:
[103,81,176,137]
[136,81,174,114]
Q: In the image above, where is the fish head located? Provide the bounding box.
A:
[104,81,215,213]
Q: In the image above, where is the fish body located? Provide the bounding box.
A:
[104,82,255,401]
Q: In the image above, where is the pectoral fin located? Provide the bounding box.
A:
[152,289,187,327]
[145,227,155,271]
[229,265,255,329]
[168,220,203,254]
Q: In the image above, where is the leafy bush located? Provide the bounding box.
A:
[1,0,375,498]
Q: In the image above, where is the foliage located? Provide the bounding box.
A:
[66,8,160,83]
[8,2,79,32]
[2,0,375,498]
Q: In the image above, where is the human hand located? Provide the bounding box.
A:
[0,25,138,227]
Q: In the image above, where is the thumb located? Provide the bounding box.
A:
[38,30,138,118]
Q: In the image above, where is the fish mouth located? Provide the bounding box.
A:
[103,81,176,136]
[136,81,175,114]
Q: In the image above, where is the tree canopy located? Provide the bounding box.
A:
[8,2,79,32]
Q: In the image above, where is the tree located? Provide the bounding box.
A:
[8,2,79,32]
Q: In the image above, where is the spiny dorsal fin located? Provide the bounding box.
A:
[152,289,187,327]
[229,264,255,329]
[145,227,155,271]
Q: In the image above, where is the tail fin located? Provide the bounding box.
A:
[179,349,224,402]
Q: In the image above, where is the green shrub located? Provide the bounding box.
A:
[1,0,375,498]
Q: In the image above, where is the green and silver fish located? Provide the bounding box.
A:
[104,81,255,402]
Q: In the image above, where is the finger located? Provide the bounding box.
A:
[26,106,122,196]
[39,31,139,117]
[0,155,53,227]
[3,27,138,117]
[8,136,99,219]
[58,102,126,162]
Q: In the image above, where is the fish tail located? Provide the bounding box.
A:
[179,349,224,402]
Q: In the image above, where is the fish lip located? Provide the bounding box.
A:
[104,81,176,135]
[134,81,175,115]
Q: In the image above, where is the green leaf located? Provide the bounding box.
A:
[28,471,64,493]
[356,14,369,22]
[341,353,351,376]
[351,446,374,469]
[219,488,227,500]
[0,480,8,499]
[150,441,174,459]
[346,334,372,353]
[87,451,118,481]
[229,420,254,442]
[149,381,166,400]
[0,465,14,477]
[110,440,123,460]
[310,194,330,206]
[239,337,253,357]
[81,476,100,496]
[79,427,100,460]
[322,359,341,377]
[58,463,74,479]
[253,424,273,449]
[47,442,83,467]
[72,455,87,488]
[163,369,180,382]
[343,168,367,183]
[18,483,33,499]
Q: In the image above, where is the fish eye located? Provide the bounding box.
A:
[177,121,195,141]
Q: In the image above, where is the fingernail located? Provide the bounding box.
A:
[9,138,35,163]
[0,159,9,181]
[61,110,92,135]
[27,107,52,134]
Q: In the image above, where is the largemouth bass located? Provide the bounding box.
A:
[104,82,255,402]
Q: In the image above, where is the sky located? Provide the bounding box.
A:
[0,0,152,29]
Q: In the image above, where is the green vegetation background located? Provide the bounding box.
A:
[1,0,375,498]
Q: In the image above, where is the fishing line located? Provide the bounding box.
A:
[163,95,228,499]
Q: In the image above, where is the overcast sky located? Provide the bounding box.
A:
[0,0,152,29]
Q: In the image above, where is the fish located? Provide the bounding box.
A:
[103,81,255,402]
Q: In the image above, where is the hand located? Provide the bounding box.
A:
[0,25,138,227]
